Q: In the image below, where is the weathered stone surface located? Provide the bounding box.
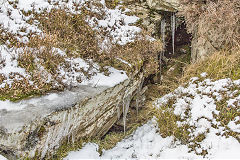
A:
[191,36,217,62]
[190,22,226,61]
[125,0,217,62]
[146,0,180,12]
[0,71,145,159]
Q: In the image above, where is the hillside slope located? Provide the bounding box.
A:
[1,0,158,102]
[64,73,240,159]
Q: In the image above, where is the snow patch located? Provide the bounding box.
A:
[64,119,199,159]
[63,76,240,159]
[154,76,240,157]
[0,155,7,160]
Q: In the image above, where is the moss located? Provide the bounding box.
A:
[52,138,90,160]
[0,82,54,102]
[135,18,144,27]
[105,0,119,9]
[0,91,38,102]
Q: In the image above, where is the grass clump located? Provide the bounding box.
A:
[0,33,66,101]
[35,8,99,59]
[103,37,162,76]
[105,0,120,9]
[52,138,90,160]
[215,97,240,142]
[153,104,190,145]
[182,48,240,82]
[93,102,155,154]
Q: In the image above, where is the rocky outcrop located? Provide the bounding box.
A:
[191,35,217,62]
[126,0,219,62]
[0,71,145,159]
[146,0,180,12]
[144,0,220,62]
[124,0,181,39]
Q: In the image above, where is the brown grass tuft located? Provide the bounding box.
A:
[182,47,240,82]
[179,0,240,50]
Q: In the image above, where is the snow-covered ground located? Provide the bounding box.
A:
[0,155,7,160]
[64,119,240,159]
[0,0,138,107]
[0,0,140,45]
[65,119,200,159]
[63,74,240,159]
[0,1,139,158]
[0,0,139,89]
[0,46,128,111]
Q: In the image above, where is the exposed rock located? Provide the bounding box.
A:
[0,71,145,159]
[191,35,217,62]
[125,0,219,62]
[191,21,226,61]
[146,0,180,12]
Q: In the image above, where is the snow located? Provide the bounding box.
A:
[0,0,138,92]
[228,116,240,133]
[0,46,24,76]
[227,94,240,108]
[64,119,199,159]
[17,0,52,12]
[64,76,240,159]
[64,119,239,159]
[190,94,217,121]
[155,77,238,109]
[0,155,7,160]
[193,118,211,136]
[0,46,128,111]
[65,143,100,159]
[200,72,207,77]
[58,57,128,88]
[0,0,42,36]
[87,3,141,47]
[0,0,141,45]
[0,85,108,132]
[154,76,240,157]
[200,128,240,159]
[0,45,32,88]
[84,67,127,87]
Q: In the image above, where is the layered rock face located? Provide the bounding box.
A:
[0,71,145,159]
[124,0,181,41]
[126,0,222,62]
[145,0,217,62]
